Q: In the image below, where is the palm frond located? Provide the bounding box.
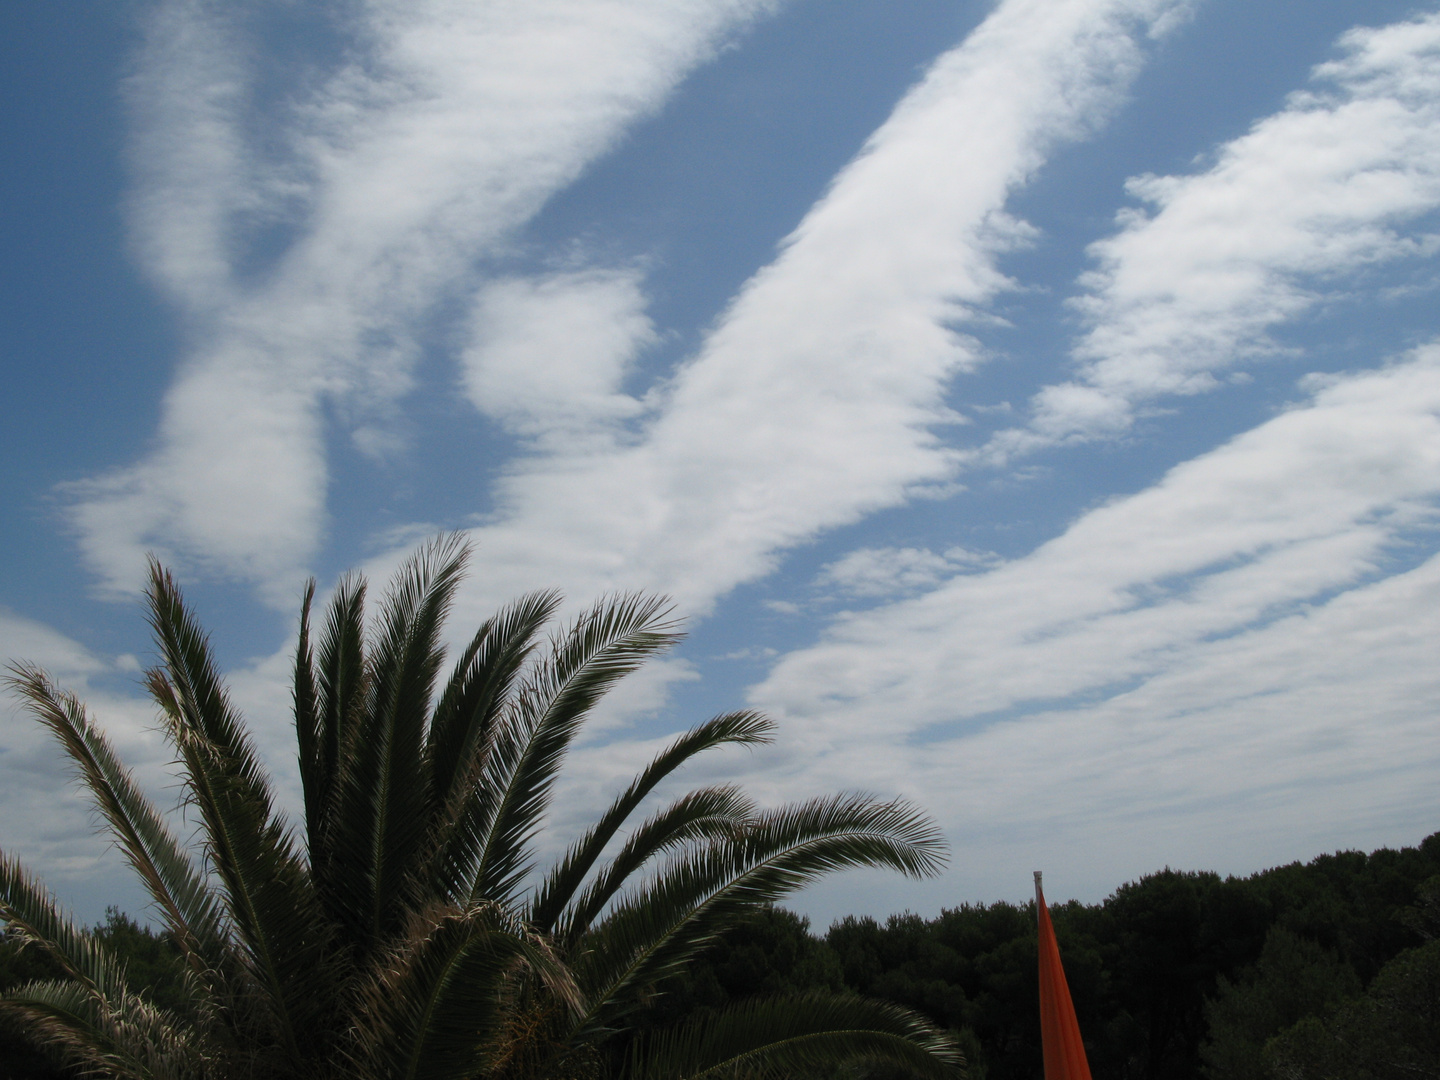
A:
[556,786,757,946]
[530,712,772,933]
[309,571,368,852]
[144,562,331,1057]
[4,664,230,986]
[0,851,136,1005]
[426,590,561,807]
[294,579,324,852]
[422,589,561,904]
[469,594,681,906]
[0,977,215,1080]
[324,535,467,948]
[0,978,151,1080]
[576,794,945,1032]
[347,902,579,1080]
[625,992,963,1080]
[1,540,951,1080]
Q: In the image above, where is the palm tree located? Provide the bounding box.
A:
[1,537,960,1080]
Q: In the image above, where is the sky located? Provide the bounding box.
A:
[3,0,1440,928]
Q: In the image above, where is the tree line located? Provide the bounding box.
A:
[613,832,1440,1080]
[5,830,1436,1079]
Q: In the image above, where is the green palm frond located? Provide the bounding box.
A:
[301,568,369,942]
[0,866,216,1075]
[4,664,230,985]
[294,579,324,853]
[530,712,772,933]
[145,562,332,1057]
[426,589,561,810]
[422,589,561,904]
[576,794,945,1032]
[324,535,467,948]
[0,852,136,1005]
[0,977,216,1080]
[625,992,963,1080]
[308,571,368,851]
[0,978,150,1080]
[557,786,757,946]
[348,902,579,1080]
[469,593,681,906]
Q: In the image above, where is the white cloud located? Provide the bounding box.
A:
[358,0,1196,633]
[0,611,111,687]
[816,546,997,599]
[48,0,1440,922]
[761,347,1440,726]
[801,547,1440,914]
[461,269,655,449]
[989,10,1440,455]
[744,345,1440,909]
[65,0,1193,614]
[69,0,785,602]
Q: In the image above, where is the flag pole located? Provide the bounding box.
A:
[1035,871,1093,1080]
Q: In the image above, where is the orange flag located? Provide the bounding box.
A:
[1035,871,1093,1080]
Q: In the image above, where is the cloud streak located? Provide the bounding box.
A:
[988,10,1440,453]
[762,348,1440,727]
[748,346,1440,904]
[68,0,784,601]
[419,0,1193,626]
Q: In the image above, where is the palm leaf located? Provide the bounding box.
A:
[530,712,772,933]
[556,785,756,946]
[302,569,369,936]
[294,579,324,853]
[324,535,467,949]
[625,992,962,1080]
[4,664,230,987]
[1,540,954,1080]
[0,978,151,1080]
[426,589,561,809]
[0,978,214,1080]
[145,562,331,1058]
[0,851,135,1004]
[347,902,579,1080]
[468,594,680,906]
[421,589,560,904]
[576,794,945,1033]
[310,571,368,848]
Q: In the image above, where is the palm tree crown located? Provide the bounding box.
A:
[1,537,960,1080]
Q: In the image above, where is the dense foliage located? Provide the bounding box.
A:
[577,835,1440,1080]
[0,538,957,1080]
[7,833,1436,1079]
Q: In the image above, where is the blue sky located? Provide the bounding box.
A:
[4,0,1440,926]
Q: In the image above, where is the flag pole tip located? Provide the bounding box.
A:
[1033,870,1042,885]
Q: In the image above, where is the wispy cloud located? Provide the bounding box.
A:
[988,10,1440,454]
[67,0,784,602]
[747,345,1440,902]
[461,269,656,451]
[377,0,1196,630]
[762,348,1440,727]
[815,546,998,599]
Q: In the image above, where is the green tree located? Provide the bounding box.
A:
[1264,937,1440,1080]
[0,538,961,1080]
[1200,927,1360,1080]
